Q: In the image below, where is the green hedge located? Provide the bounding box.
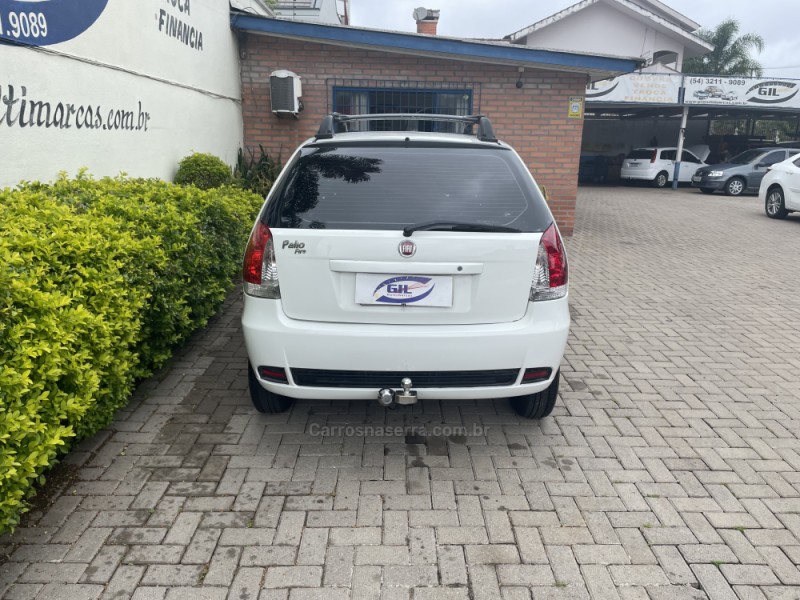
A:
[174,152,231,189]
[0,173,263,531]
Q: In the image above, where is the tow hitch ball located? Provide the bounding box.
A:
[377,378,418,406]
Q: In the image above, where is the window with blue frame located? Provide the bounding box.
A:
[332,86,473,132]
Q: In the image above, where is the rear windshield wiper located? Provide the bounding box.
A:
[402,221,522,237]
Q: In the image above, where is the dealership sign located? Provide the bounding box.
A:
[684,76,800,108]
[586,74,800,109]
[0,0,109,46]
[586,73,681,104]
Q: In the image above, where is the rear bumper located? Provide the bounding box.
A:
[241,295,570,400]
[620,167,658,181]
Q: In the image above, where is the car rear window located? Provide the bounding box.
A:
[627,149,654,160]
[265,145,552,232]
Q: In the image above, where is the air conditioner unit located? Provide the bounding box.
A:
[270,70,303,117]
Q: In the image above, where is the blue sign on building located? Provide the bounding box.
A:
[0,0,109,46]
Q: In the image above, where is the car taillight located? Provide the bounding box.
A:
[650,150,657,163]
[530,223,568,302]
[243,222,280,298]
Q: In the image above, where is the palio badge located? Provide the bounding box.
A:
[282,240,306,254]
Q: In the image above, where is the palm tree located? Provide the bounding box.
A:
[683,19,765,77]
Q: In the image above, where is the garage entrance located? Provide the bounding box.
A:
[581,74,800,187]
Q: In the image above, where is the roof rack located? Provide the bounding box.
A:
[315,113,498,143]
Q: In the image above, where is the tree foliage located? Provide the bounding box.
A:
[683,18,765,77]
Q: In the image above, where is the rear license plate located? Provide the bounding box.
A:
[692,175,701,182]
[355,273,453,307]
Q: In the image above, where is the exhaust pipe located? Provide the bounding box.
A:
[377,388,395,407]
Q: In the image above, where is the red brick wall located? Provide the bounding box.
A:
[416,21,438,35]
[240,35,586,235]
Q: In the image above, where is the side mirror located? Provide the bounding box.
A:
[757,162,768,169]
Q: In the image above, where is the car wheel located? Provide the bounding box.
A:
[700,188,714,195]
[652,172,669,188]
[511,370,560,419]
[724,177,746,196]
[765,187,789,219]
[248,362,293,413]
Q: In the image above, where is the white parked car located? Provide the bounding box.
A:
[241,113,570,418]
[761,153,800,219]
[621,147,708,188]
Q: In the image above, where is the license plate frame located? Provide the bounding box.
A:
[355,273,454,307]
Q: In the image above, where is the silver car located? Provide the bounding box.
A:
[692,148,800,196]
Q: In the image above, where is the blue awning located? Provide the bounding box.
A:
[231,14,643,80]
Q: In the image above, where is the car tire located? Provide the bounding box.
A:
[765,186,789,219]
[652,172,669,188]
[724,177,746,196]
[511,370,560,419]
[700,188,714,195]
[248,362,293,414]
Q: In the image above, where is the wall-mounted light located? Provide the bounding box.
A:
[516,66,524,89]
[238,32,248,60]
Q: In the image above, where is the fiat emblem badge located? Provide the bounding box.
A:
[398,240,416,258]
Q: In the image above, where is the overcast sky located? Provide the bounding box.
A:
[348,0,799,78]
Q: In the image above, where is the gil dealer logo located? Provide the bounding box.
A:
[0,0,109,47]
[373,276,435,304]
[747,80,798,104]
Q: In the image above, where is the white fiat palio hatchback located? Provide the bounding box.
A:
[241,113,570,418]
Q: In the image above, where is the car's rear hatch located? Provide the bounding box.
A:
[271,229,540,325]
[623,148,656,169]
[262,141,552,326]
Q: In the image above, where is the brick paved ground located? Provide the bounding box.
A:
[2,186,800,599]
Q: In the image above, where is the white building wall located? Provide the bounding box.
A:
[274,0,342,24]
[231,0,274,16]
[0,0,243,187]
[521,3,686,70]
